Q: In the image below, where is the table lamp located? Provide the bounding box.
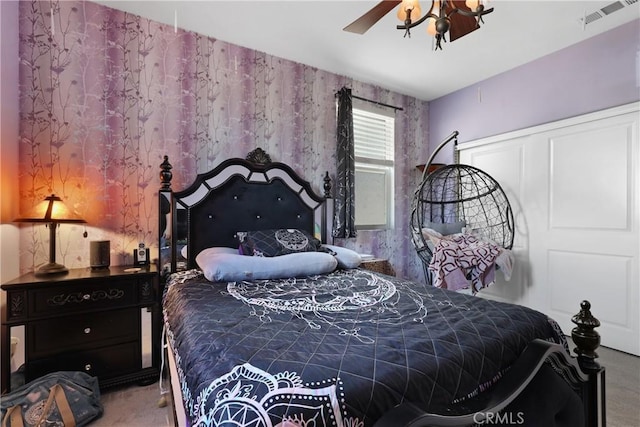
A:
[15,194,86,276]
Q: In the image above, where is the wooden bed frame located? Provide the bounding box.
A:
[158,148,605,427]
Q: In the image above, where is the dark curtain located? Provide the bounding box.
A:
[333,87,357,238]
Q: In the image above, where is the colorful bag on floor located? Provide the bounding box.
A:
[0,371,103,427]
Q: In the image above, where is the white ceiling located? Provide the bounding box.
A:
[94,0,639,101]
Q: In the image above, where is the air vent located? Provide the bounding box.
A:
[601,1,624,14]
[583,11,603,24]
[581,0,636,26]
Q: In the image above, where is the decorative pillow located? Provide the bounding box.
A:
[237,229,322,257]
[425,220,466,236]
[321,244,362,269]
[421,228,444,247]
[196,250,337,282]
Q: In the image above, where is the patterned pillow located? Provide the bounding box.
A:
[237,229,322,257]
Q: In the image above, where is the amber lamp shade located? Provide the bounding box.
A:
[15,194,86,276]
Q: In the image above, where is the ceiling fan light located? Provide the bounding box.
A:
[352,0,494,50]
[426,17,437,35]
[397,0,422,23]
[466,0,480,10]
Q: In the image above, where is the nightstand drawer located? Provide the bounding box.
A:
[28,342,141,383]
[29,308,139,358]
[30,279,137,316]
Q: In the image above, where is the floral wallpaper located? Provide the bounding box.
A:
[17,0,430,281]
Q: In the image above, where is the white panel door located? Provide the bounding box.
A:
[458,104,639,355]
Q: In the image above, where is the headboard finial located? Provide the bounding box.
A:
[246,148,272,165]
[160,155,173,190]
[323,171,332,199]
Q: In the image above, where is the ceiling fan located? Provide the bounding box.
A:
[343,0,493,50]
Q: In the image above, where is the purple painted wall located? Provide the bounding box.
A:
[429,18,640,163]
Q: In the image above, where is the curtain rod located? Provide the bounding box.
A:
[335,90,404,112]
[352,94,403,112]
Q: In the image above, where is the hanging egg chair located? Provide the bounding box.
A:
[411,131,515,285]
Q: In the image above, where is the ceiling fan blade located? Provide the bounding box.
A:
[343,0,401,34]
[448,0,481,42]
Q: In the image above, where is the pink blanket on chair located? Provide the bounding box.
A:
[428,233,502,293]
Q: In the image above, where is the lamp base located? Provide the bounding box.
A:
[34,262,69,277]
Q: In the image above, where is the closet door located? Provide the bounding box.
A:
[459,104,639,355]
[457,136,531,306]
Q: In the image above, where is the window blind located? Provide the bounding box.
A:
[353,109,394,165]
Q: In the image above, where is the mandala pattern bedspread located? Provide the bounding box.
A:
[163,268,565,427]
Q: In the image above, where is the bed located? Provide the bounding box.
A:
[158,148,605,427]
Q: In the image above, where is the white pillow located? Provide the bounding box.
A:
[421,227,443,240]
[421,227,443,238]
[196,250,337,282]
[321,244,362,269]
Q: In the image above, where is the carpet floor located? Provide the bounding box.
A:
[89,381,173,427]
[88,344,639,426]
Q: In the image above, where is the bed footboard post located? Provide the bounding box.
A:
[571,300,605,427]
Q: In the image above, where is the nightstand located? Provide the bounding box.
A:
[1,265,161,393]
[360,258,395,276]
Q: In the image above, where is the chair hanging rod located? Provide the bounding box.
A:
[422,130,459,181]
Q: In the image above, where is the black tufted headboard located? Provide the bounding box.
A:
[159,149,332,272]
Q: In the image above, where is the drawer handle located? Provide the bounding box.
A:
[83,294,91,300]
[84,364,92,371]
[84,327,91,334]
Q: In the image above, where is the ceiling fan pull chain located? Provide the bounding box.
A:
[403,8,413,38]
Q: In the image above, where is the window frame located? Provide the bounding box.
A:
[352,99,395,231]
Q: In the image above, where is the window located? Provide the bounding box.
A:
[353,100,395,230]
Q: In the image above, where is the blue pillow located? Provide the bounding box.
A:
[196,250,337,282]
[181,245,236,259]
[321,244,362,269]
